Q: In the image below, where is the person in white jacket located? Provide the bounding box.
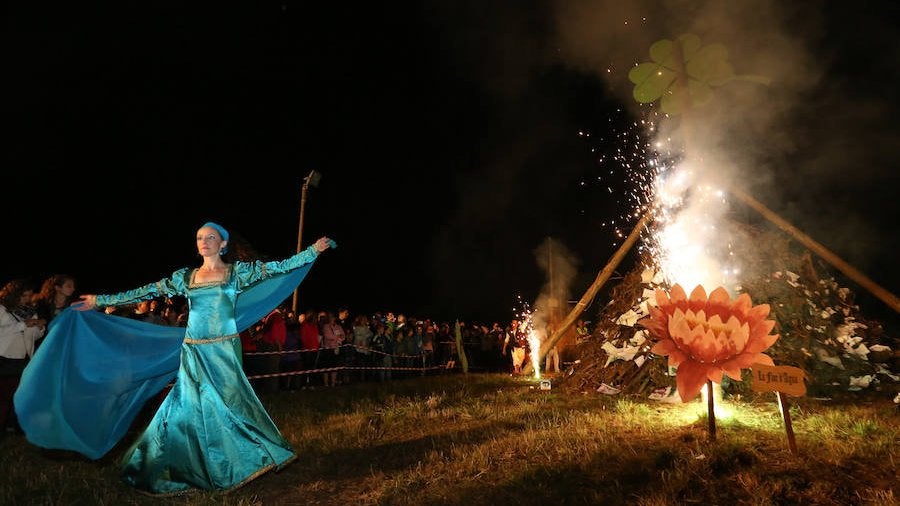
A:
[0,279,45,433]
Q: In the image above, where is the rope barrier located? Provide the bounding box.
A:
[241,343,456,380]
[243,343,426,359]
[245,364,448,380]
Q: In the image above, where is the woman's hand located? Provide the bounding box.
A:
[72,294,97,311]
[314,236,337,253]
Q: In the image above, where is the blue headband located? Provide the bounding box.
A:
[202,221,229,242]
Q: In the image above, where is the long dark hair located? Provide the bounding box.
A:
[0,278,35,311]
[221,230,266,263]
[34,274,75,306]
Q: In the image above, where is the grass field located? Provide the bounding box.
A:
[2,374,897,505]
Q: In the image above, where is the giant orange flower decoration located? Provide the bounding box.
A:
[641,284,779,402]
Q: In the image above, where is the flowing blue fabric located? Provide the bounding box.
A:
[15,310,184,459]
[15,248,319,494]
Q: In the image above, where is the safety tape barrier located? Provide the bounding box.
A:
[245,364,450,380]
[243,343,446,360]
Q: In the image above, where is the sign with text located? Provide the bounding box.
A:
[750,364,807,396]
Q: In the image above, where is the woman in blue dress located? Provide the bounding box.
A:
[15,222,335,495]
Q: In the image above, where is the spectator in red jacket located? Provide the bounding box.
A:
[255,307,287,392]
[298,309,321,387]
[258,308,287,351]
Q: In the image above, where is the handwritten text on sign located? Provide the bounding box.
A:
[750,364,807,396]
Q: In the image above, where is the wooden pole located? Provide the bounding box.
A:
[291,177,311,314]
[730,187,900,313]
[707,380,717,442]
[777,392,798,455]
[523,210,654,375]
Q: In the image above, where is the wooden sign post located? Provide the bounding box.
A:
[750,364,808,455]
[776,392,797,455]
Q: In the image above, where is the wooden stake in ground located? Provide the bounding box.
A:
[454,320,468,374]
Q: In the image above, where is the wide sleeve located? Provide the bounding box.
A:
[14,309,185,459]
[95,268,189,307]
[233,245,319,290]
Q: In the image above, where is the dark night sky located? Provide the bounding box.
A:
[6,2,900,327]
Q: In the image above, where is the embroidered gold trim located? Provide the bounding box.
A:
[225,453,297,495]
[188,265,232,288]
[130,453,295,497]
[184,334,239,344]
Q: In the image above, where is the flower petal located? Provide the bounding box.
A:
[708,286,731,305]
[748,303,771,321]
[656,288,671,307]
[689,285,708,304]
[721,363,743,381]
[724,352,759,370]
[744,332,779,354]
[729,321,749,352]
[749,353,775,367]
[675,360,712,402]
[731,293,752,316]
[640,317,666,338]
[707,368,724,384]
[692,327,721,362]
[667,349,688,366]
[651,340,676,356]
[669,284,687,303]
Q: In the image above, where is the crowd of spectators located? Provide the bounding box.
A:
[98,295,586,391]
[93,293,577,391]
[3,272,593,414]
[238,306,527,391]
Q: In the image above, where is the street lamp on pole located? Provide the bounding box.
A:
[292,170,321,313]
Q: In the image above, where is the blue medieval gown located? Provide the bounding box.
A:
[15,245,322,495]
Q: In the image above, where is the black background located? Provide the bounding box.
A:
[6,2,899,329]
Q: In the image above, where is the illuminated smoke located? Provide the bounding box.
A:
[531,237,579,358]
[554,1,822,294]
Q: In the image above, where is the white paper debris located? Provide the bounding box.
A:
[601,341,641,366]
[638,300,650,315]
[820,307,837,319]
[848,375,873,390]
[630,330,647,346]
[875,364,899,381]
[615,310,641,327]
[596,383,621,395]
[648,386,680,403]
[815,348,845,369]
[785,271,800,287]
[850,343,870,359]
